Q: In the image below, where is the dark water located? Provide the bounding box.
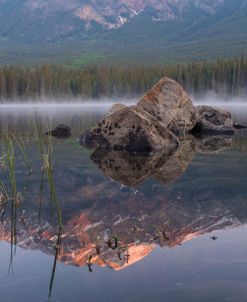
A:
[0,103,247,302]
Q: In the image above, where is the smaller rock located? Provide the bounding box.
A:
[193,105,235,135]
[211,236,218,241]
[233,123,247,129]
[46,124,71,138]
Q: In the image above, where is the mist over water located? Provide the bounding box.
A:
[0,95,246,117]
[0,95,246,128]
[0,95,246,108]
[0,101,134,110]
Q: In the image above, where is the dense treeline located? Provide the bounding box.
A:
[0,56,246,101]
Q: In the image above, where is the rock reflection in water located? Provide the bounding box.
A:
[91,145,177,186]
[91,135,232,186]
[1,129,245,276]
[196,135,233,154]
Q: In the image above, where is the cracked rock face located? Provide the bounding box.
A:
[81,105,179,152]
[138,77,198,133]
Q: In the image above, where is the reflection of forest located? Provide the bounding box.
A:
[0,132,247,271]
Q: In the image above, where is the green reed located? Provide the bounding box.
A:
[1,134,18,269]
[5,134,17,197]
[49,226,62,298]
[38,170,45,223]
[34,116,63,227]
[43,151,63,227]
[33,116,64,298]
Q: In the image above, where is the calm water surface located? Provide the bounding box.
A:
[0,102,247,302]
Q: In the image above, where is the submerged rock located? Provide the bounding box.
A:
[46,124,71,138]
[193,105,235,135]
[137,77,197,133]
[81,105,179,152]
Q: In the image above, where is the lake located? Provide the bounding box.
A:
[0,102,247,302]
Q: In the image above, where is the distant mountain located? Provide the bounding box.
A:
[0,0,226,42]
[0,0,247,64]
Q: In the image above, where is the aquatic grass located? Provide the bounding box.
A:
[9,132,32,170]
[37,170,45,223]
[33,112,63,227]
[0,131,33,272]
[1,116,64,289]
[87,255,94,273]
[5,133,18,253]
[2,134,17,198]
[34,113,47,221]
[43,152,63,227]
[44,119,62,226]
[0,180,9,200]
[1,133,18,269]
[34,112,45,157]
[49,226,62,298]
[6,135,19,246]
[0,180,9,224]
[33,113,64,298]
[2,132,32,196]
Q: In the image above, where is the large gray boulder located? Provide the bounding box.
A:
[137,77,197,133]
[81,105,179,152]
[81,77,237,152]
[193,105,235,135]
